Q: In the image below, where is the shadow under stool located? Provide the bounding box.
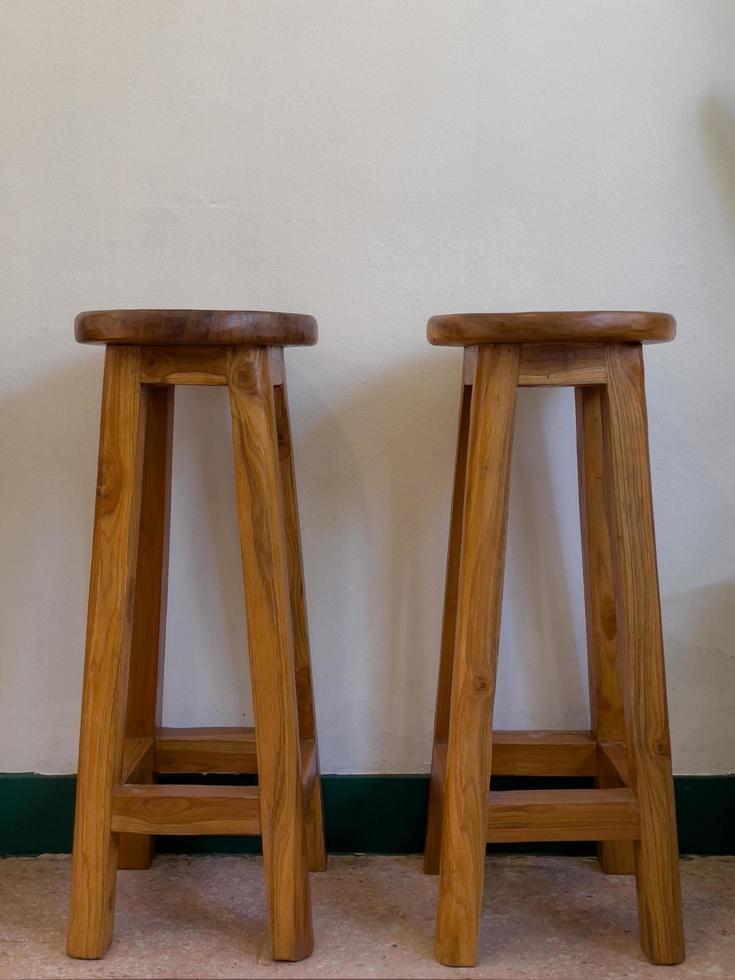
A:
[423,311,684,967]
[67,310,326,962]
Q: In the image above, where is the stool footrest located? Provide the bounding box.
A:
[111,784,261,836]
[154,726,258,774]
[492,730,598,776]
[486,787,640,843]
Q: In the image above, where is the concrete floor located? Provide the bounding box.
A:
[0,854,733,979]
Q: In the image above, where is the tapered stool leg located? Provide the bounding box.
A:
[119,385,174,870]
[424,380,472,875]
[602,344,684,964]
[229,347,313,962]
[274,375,327,872]
[435,345,519,967]
[576,386,635,876]
[67,347,146,958]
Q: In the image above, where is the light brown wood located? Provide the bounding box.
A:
[76,309,317,347]
[301,738,318,800]
[274,376,327,873]
[121,738,154,784]
[428,311,676,347]
[424,381,472,875]
[140,347,228,385]
[487,788,640,842]
[70,326,321,962]
[67,347,146,959]
[111,784,260,836]
[119,384,174,870]
[491,730,598,776]
[229,346,313,962]
[518,344,607,386]
[576,384,635,875]
[435,344,519,968]
[426,321,682,967]
[602,343,684,964]
[600,741,630,787]
[154,727,258,774]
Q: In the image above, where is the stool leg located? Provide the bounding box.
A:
[602,344,684,965]
[424,381,472,875]
[435,344,519,967]
[575,386,635,876]
[229,347,313,962]
[67,347,146,958]
[119,385,174,870]
[273,377,327,873]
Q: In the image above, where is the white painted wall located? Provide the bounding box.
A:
[1,0,733,776]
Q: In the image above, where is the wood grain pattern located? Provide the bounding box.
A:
[576,384,635,875]
[424,380,472,875]
[491,730,598,776]
[600,741,630,787]
[121,738,154,784]
[274,374,327,873]
[111,784,260,835]
[428,311,676,347]
[435,344,519,967]
[140,347,228,385]
[602,343,684,964]
[487,788,640,842]
[119,384,174,870]
[229,347,313,962]
[76,309,317,347]
[67,347,145,959]
[154,727,258,773]
[518,344,607,386]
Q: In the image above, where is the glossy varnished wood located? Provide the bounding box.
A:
[76,309,317,347]
[491,731,598,776]
[487,788,640,843]
[424,380,472,875]
[229,347,313,962]
[602,344,684,964]
[274,377,327,873]
[111,785,261,836]
[428,311,676,347]
[426,316,681,967]
[67,347,146,959]
[154,727,258,774]
[435,344,519,967]
[576,385,635,875]
[119,384,174,870]
[139,347,229,385]
[69,321,322,963]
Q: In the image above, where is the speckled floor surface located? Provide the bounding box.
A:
[0,854,733,979]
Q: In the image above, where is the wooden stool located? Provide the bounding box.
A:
[67,310,326,962]
[423,312,684,967]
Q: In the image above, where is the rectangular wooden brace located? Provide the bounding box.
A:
[111,784,261,836]
[486,787,640,842]
[140,347,230,386]
[154,726,258,774]
[491,730,598,776]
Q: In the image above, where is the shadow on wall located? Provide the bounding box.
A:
[160,346,589,773]
[0,352,102,770]
[663,582,735,774]
[700,95,735,244]
[0,341,591,774]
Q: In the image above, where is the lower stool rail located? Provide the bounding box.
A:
[487,787,640,843]
[112,784,261,836]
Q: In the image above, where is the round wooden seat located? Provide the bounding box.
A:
[75,309,318,347]
[427,310,675,347]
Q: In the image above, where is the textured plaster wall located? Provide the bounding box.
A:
[1,1,733,774]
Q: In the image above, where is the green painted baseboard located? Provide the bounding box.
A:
[1,773,733,857]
